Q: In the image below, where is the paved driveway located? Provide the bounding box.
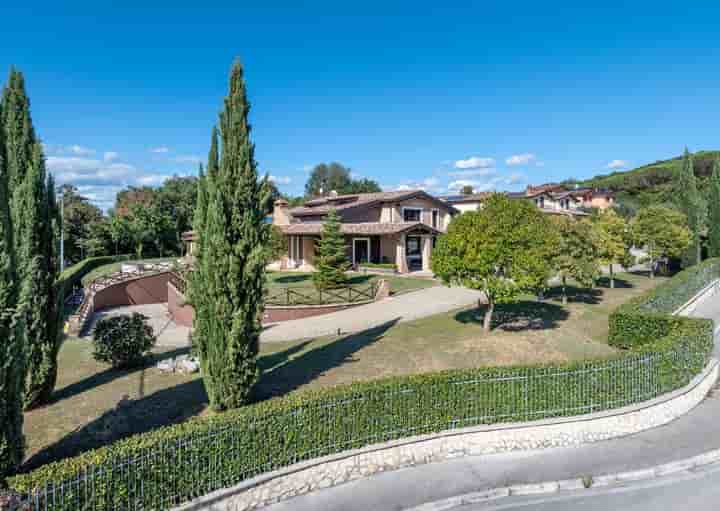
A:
[260,286,484,343]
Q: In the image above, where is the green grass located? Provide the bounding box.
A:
[81,257,177,286]
[266,271,437,296]
[22,271,664,471]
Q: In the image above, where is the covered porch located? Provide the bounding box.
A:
[280,223,441,274]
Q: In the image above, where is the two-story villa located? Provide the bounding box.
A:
[272,190,457,273]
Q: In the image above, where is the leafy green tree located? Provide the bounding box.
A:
[593,209,630,288]
[708,159,720,258]
[107,212,131,255]
[313,209,350,290]
[268,224,288,261]
[631,205,691,278]
[552,217,600,304]
[126,203,174,258]
[432,194,558,332]
[189,59,271,411]
[674,148,705,267]
[0,73,24,481]
[304,162,381,197]
[155,175,198,251]
[60,185,104,263]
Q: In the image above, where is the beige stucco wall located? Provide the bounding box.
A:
[380,235,398,265]
[395,198,450,231]
[590,196,614,209]
[302,237,316,266]
[273,204,291,225]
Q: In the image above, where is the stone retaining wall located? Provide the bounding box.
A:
[176,359,719,511]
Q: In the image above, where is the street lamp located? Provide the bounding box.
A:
[56,185,65,272]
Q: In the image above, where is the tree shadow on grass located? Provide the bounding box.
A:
[253,319,400,401]
[22,341,315,472]
[544,285,602,305]
[47,346,192,406]
[454,302,569,332]
[596,276,633,289]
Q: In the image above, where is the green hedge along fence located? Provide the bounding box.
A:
[9,260,719,510]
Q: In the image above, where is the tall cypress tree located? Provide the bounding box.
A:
[2,69,60,409]
[675,148,704,267]
[709,159,720,258]
[0,77,24,482]
[191,60,271,411]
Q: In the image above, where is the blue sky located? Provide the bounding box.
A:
[3,2,720,209]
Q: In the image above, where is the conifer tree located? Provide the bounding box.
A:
[675,148,704,266]
[313,208,350,289]
[2,68,60,408]
[708,159,720,258]
[190,60,271,410]
[0,80,24,482]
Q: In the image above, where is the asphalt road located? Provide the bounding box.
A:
[461,465,720,511]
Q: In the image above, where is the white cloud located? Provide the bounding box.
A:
[448,177,504,192]
[269,175,292,185]
[448,168,496,178]
[68,144,95,156]
[454,156,495,169]
[506,172,527,185]
[47,156,175,210]
[103,151,119,162]
[606,159,629,169]
[173,155,202,164]
[151,146,170,153]
[505,153,536,166]
[384,177,442,193]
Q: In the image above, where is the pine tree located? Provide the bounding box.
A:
[313,208,350,290]
[190,60,271,411]
[675,148,704,267]
[2,68,60,409]
[708,159,720,258]
[0,78,24,482]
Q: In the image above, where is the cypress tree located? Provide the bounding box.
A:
[191,60,271,411]
[313,208,350,289]
[675,148,704,267]
[2,69,60,409]
[0,78,24,482]
[708,159,720,258]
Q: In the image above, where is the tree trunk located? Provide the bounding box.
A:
[609,264,615,288]
[697,240,703,265]
[562,275,568,305]
[483,300,494,333]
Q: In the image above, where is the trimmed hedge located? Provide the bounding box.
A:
[609,258,720,349]
[9,261,718,510]
[56,255,131,300]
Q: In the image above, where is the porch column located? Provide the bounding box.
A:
[396,234,408,273]
[422,235,432,271]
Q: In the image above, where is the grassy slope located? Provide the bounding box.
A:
[23,272,661,469]
[576,150,720,208]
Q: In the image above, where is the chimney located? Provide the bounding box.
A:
[273,198,290,225]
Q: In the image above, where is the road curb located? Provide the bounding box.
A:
[405,447,720,510]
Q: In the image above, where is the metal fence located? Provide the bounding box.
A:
[265,282,378,306]
[17,343,708,511]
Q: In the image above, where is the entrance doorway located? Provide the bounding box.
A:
[406,236,422,271]
[353,238,370,266]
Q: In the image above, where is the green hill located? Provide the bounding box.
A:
[574,150,720,211]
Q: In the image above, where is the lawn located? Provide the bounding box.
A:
[21,272,664,472]
[81,257,178,285]
[266,271,437,296]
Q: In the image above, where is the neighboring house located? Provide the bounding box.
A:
[442,184,614,216]
[273,190,457,273]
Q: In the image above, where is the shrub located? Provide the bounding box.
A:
[55,255,131,300]
[92,313,156,369]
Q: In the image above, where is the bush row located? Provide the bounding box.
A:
[609,258,720,349]
[9,261,717,510]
